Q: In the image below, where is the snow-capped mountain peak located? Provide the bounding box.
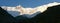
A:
[1,2,60,18]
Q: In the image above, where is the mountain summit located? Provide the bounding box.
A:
[1,2,60,18]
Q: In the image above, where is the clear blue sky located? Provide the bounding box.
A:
[0,0,60,8]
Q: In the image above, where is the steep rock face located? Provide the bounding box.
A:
[42,5,60,23]
[31,5,60,23]
[0,7,17,23]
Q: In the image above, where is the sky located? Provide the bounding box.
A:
[0,0,60,8]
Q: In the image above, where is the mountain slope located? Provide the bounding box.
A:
[0,7,17,23]
[31,5,60,23]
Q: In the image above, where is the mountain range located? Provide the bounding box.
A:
[0,2,60,23]
[1,2,60,18]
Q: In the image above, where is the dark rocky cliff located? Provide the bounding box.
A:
[31,5,60,23]
[0,7,17,23]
